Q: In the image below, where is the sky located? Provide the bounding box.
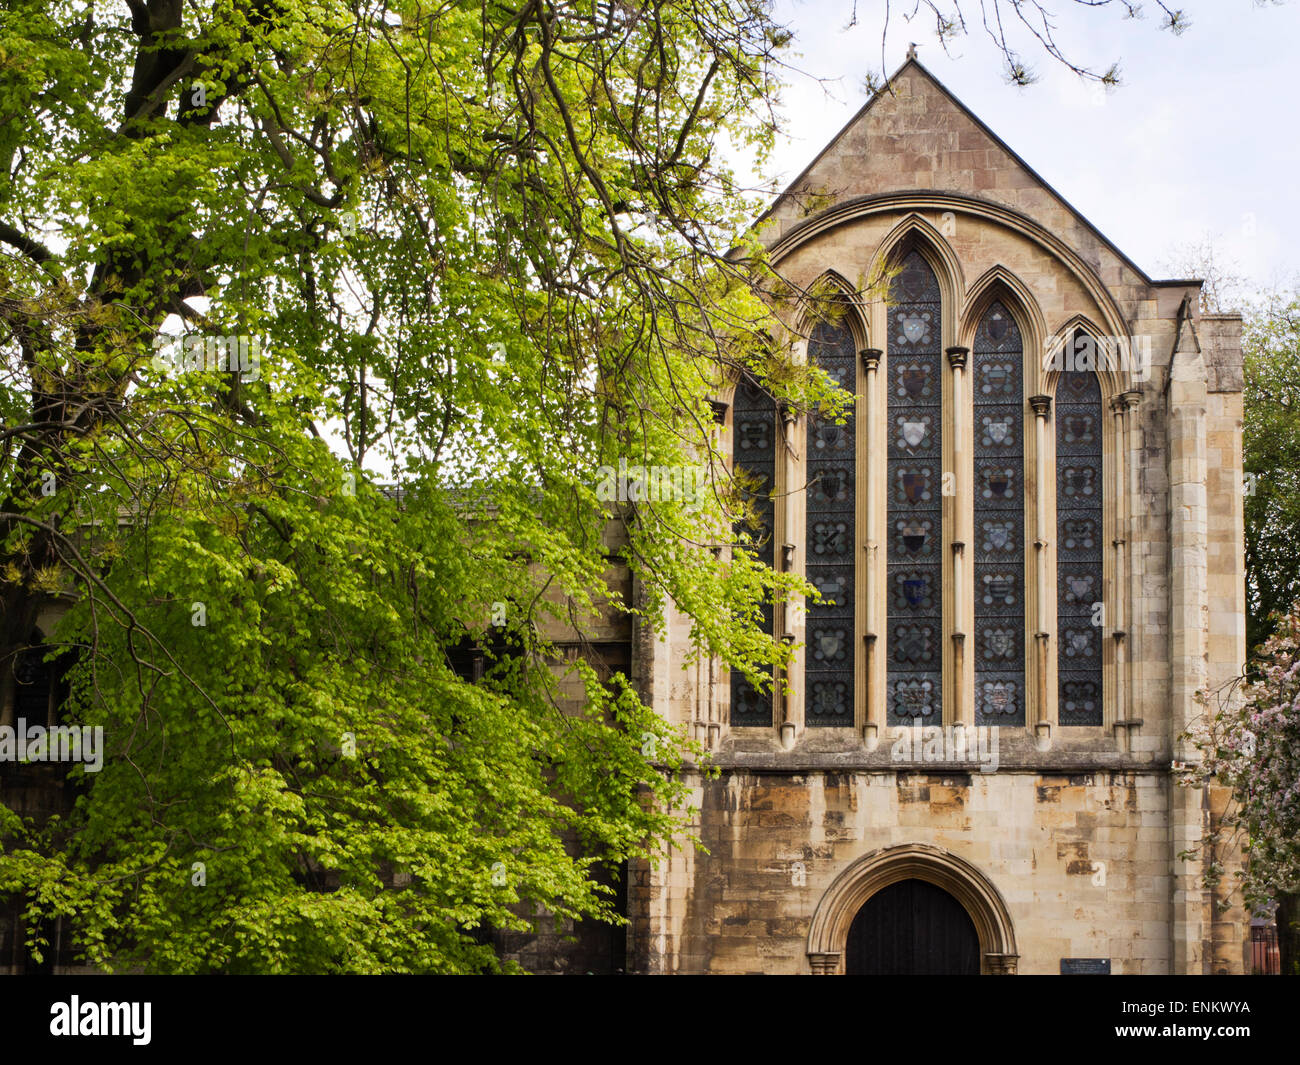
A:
[749,0,1300,295]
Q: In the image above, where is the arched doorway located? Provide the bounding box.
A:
[807,843,1018,974]
[845,878,980,975]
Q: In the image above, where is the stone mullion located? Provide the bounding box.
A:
[780,403,799,749]
[862,348,883,749]
[708,400,728,743]
[1122,389,1143,746]
[1029,394,1053,743]
[947,346,969,728]
[1110,394,1128,748]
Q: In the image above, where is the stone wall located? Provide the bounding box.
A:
[631,768,1245,974]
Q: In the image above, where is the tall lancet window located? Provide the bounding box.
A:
[886,251,942,725]
[1056,351,1104,726]
[805,318,856,726]
[730,375,776,726]
[972,302,1026,726]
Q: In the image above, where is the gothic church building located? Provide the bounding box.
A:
[627,57,1248,975]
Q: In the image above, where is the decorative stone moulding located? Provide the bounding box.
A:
[806,843,1019,975]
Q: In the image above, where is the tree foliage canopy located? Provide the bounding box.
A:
[0,0,830,974]
[1242,295,1300,653]
[1184,613,1300,973]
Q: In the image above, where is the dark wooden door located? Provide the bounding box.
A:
[845,878,980,975]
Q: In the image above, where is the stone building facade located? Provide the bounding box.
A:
[626,58,1248,975]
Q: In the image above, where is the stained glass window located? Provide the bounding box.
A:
[887,252,942,725]
[805,318,857,726]
[1056,342,1104,726]
[973,302,1026,726]
[730,376,777,726]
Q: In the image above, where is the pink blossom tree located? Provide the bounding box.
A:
[1186,615,1300,974]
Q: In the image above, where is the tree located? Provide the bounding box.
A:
[868,0,1193,89]
[1157,238,1300,655]
[0,0,818,974]
[1243,293,1300,653]
[1236,288,1300,973]
[0,1,1202,973]
[1184,618,1300,974]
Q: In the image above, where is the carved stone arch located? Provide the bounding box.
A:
[795,268,870,349]
[1044,313,1133,407]
[715,329,782,532]
[872,213,965,318]
[807,843,1019,974]
[717,371,743,412]
[960,265,1047,375]
[768,192,1129,347]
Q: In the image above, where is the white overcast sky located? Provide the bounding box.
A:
[752,0,1300,294]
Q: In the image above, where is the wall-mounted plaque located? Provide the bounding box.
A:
[1060,958,1111,975]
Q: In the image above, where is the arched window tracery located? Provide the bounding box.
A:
[747,257,1121,737]
[886,251,942,726]
[805,318,857,726]
[730,375,777,726]
[1055,338,1105,726]
[972,301,1026,726]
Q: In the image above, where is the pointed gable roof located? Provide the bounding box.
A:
[758,57,1181,288]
